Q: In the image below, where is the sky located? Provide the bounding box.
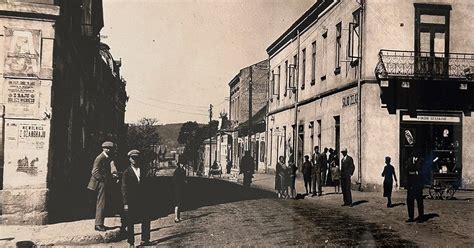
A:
[102,0,315,124]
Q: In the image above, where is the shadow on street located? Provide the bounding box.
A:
[146,176,276,220]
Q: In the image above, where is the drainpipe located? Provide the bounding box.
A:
[357,0,365,191]
[294,30,300,170]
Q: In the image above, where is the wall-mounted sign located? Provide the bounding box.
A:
[4,28,41,78]
[273,129,284,136]
[342,93,358,108]
[3,119,49,188]
[4,79,41,117]
[402,115,461,123]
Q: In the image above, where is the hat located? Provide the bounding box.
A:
[341,148,348,153]
[102,141,114,148]
[127,149,140,157]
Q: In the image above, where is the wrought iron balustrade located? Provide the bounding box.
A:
[375,49,474,80]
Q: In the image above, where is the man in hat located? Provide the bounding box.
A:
[340,148,355,206]
[122,149,152,246]
[87,141,118,231]
[405,151,424,223]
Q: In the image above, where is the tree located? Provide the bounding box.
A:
[127,117,161,164]
[177,121,200,145]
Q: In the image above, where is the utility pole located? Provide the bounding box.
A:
[248,66,253,153]
[209,104,213,177]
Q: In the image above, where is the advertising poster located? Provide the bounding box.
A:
[4,28,41,78]
[3,119,49,188]
[3,79,41,117]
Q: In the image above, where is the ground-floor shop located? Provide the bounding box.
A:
[266,82,474,189]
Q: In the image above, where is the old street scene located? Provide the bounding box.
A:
[0,0,473,247]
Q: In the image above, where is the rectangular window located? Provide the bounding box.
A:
[293,54,298,90]
[284,60,288,96]
[335,22,342,74]
[321,31,327,81]
[317,120,322,149]
[311,41,316,84]
[349,9,361,63]
[277,65,281,98]
[301,48,306,89]
[271,70,275,97]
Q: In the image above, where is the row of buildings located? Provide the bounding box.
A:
[0,0,127,225]
[208,0,474,190]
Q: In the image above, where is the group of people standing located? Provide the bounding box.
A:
[87,141,187,247]
[275,146,353,202]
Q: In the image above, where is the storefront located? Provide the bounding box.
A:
[399,112,463,187]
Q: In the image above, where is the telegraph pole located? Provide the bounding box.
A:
[248,67,253,153]
[209,104,213,177]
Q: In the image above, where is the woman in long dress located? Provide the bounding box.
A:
[275,156,287,198]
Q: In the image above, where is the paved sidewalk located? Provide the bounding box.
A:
[0,217,123,246]
[239,172,474,247]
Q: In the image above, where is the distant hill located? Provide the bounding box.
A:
[156,122,205,149]
[156,123,183,148]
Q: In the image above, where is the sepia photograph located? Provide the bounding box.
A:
[0,0,473,247]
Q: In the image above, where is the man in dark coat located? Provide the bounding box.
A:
[340,148,355,206]
[122,149,151,246]
[87,141,118,231]
[405,152,424,223]
[240,151,255,187]
[311,146,321,196]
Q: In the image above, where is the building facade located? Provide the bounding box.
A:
[0,0,127,225]
[266,0,474,189]
[228,60,269,173]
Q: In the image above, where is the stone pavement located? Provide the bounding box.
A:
[245,172,474,247]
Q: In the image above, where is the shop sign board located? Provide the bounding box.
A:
[4,79,41,117]
[273,129,284,136]
[4,28,41,78]
[402,115,460,123]
[3,119,49,188]
[342,93,358,108]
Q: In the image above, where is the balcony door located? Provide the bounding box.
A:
[414,4,451,77]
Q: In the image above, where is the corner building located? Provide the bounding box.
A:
[266,0,474,189]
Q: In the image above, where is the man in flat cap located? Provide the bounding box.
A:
[122,149,152,247]
[340,148,355,206]
[87,141,119,231]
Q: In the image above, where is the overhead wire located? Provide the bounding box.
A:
[130,97,208,116]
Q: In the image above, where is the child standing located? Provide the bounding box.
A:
[381,156,398,208]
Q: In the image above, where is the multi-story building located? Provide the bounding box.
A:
[0,0,127,225]
[228,60,269,173]
[266,0,474,189]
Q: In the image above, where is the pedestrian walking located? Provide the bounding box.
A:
[302,155,312,194]
[121,149,152,247]
[311,146,321,196]
[405,152,425,223]
[226,158,232,174]
[340,148,355,206]
[174,162,187,223]
[87,141,119,232]
[381,156,398,208]
[275,156,287,198]
[288,152,297,199]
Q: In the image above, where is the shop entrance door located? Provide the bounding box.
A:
[399,113,462,187]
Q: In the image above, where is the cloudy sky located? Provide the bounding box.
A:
[102,0,315,124]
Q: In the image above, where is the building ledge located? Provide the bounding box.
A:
[0,2,60,18]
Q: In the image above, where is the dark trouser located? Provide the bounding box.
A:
[303,174,311,192]
[312,171,322,195]
[95,182,106,226]
[321,169,327,186]
[406,186,424,220]
[341,176,352,205]
[125,211,151,245]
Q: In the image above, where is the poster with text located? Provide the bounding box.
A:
[4,28,41,78]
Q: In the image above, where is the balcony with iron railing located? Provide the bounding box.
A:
[375,50,474,81]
